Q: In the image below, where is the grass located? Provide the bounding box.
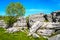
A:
[0,27,48,40]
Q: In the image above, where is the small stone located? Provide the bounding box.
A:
[32,33,39,38]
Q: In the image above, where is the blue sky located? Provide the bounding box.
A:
[0,0,60,16]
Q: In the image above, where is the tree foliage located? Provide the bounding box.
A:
[6,2,25,16]
[5,2,25,28]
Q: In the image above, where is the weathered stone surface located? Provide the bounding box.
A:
[28,21,43,38]
[56,16,60,22]
[6,27,19,33]
[29,13,45,26]
[29,21,43,33]
[28,21,60,37]
[51,11,60,22]
[56,30,60,34]
[13,17,27,27]
[56,11,60,22]
[37,29,54,36]
[48,34,60,40]
[6,27,24,33]
[42,22,60,29]
[47,14,52,22]
[0,20,6,28]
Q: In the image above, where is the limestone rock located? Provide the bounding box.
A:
[29,21,43,33]
[28,21,43,38]
[0,20,6,28]
[51,11,60,22]
[47,14,52,22]
[6,27,23,33]
[13,17,27,27]
[42,22,60,29]
[29,13,45,26]
[48,34,60,40]
[56,30,60,34]
[37,29,54,36]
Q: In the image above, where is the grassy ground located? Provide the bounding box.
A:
[0,27,48,40]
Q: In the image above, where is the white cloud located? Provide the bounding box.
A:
[26,9,52,13]
[26,9,42,11]
[25,9,52,16]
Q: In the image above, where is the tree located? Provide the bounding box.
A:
[5,2,25,28]
[26,16,30,29]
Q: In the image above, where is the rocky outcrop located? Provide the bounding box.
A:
[29,13,45,27]
[28,21,60,38]
[1,11,60,38]
[6,27,26,33]
[6,17,27,33]
[48,34,60,40]
[13,17,27,27]
[28,21,43,38]
[37,29,54,36]
[47,14,52,22]
[42,22,60,29]
[0,20,6,28]
[51,11,60,22]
